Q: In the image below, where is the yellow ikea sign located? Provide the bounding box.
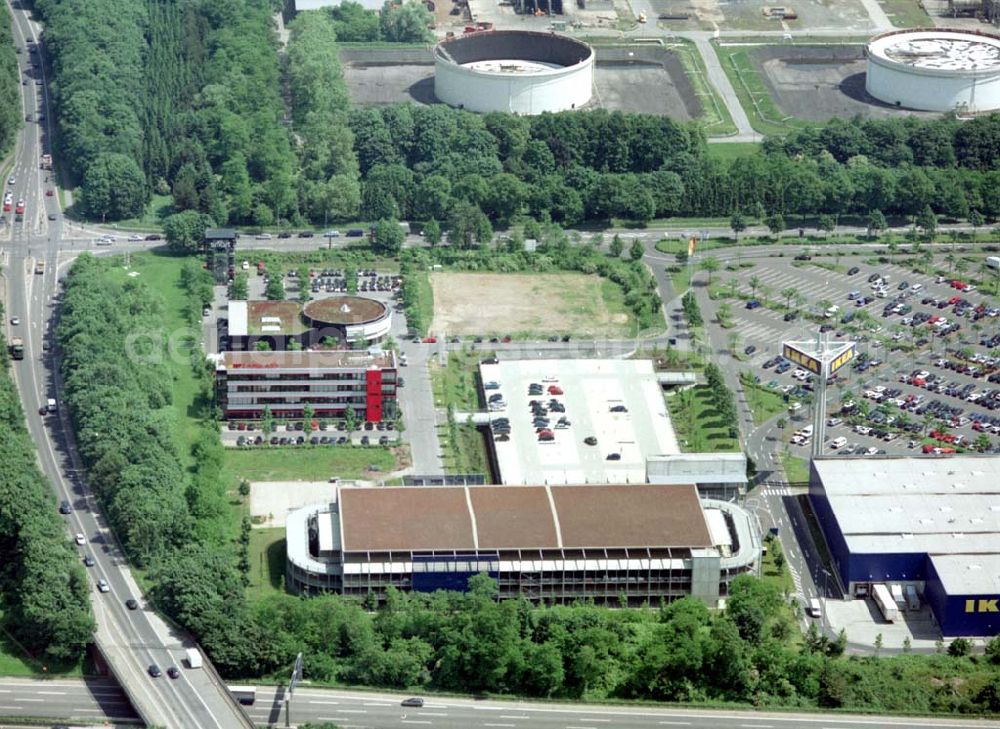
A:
[965,599,999,613]
[782,345,820,373]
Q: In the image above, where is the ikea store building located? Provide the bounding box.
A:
[810,456,1000,637]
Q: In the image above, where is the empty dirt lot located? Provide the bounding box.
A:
[429,272,633,338]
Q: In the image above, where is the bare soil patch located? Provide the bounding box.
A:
[429,272,632,337]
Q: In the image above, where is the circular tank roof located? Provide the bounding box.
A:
[303,296,388,326]
[435,30,593,75]
[868,29,1000,72]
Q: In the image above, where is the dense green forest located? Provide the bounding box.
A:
[0,6,21,155]
[36,0,1000,228]
[0,335,93,663]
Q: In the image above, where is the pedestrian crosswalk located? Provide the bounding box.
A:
[762,484,793,496]
[789,562,804,600]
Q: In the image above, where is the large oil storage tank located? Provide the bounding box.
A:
[866,28,1000,112]
[434,30,594,114]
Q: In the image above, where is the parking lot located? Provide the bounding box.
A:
[714,254,1000,458]
[222,420,399,448]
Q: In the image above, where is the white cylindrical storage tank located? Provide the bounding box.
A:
[866,28,1000,112]
[434,30,594,114]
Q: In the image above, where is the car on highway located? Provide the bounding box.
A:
[148,665,162,678]
[74,533,86,545]
[47,213,57,220]
[96,579,110,593]
[10,316,19,325]
[166,666,180,679]
[125,598,139,610]
[584,436,598,445]
[45,188,54,196]
[59,500,71,514]
[6,176,14,185]
[401,698,424,708]
[83,555,95,567]
[128,234,143,241]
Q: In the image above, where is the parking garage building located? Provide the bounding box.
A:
[810,456,1000,636]
[285,483,761,605]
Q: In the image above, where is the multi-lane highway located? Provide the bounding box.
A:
[1,2,254,727]
[5,678,1000,729]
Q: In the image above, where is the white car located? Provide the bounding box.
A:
[255,233,272,240]
[10,316,19,326]
[826,417,842,427]
[74,533,86,545]
[788,402,802,412]
[855,425,871,435]
[128,234,143,241]
[96,579,110,593]
[323,230,341,238]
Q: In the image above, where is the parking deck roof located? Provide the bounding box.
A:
[480,359,680,485]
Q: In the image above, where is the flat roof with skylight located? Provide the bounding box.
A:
[480,359,680,485]
[812,456,1000,556]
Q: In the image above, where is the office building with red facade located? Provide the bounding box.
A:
[213,349,398,422]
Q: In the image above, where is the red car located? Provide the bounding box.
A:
[45,188,54,197]
[15,200,24,214]
[422,337,437,344]
[548,385,563,395]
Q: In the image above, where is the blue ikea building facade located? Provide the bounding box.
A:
[809,456,1000,638]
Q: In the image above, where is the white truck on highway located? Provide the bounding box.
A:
[873,583,898,622]
[986,256,1000,270]
[186,647,203,669]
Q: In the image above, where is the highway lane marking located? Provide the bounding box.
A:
[14,698,43,702]
[36,690,65,695]
[310,700,340,704]
[401,721,432,725]
[501,716,529,720]
[420,712,448,716]
[659,722,692,726]
[484,724,516,727]
[741,725,774,728]
[336,708,367,713]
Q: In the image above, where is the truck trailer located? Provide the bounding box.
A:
[8,337,24,360]
[873,583,898,622]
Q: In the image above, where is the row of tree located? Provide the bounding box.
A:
[324,0,434,43]
[35,0,149,218]
[243,574,1000,714]
[38,0,297,223]
[704,363,737,438]
[0,336,93,662]
[0,5,21,156]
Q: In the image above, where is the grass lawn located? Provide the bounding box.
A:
[879,0,931,27]
[430,349,487,412]
[706,142,762,162]
[743,382,788,425]
[0,612,87,676]
[246,527,287,602]
[714,44,818,137]
[406,266,434,336]
[780,453,810,484]
[106,252,203,471]
[431,350,493,477]
[761,537,795,596]
[666,385,740,452]
[669,40,738,136]
[222,446,399,484]
[111,193,175,232]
